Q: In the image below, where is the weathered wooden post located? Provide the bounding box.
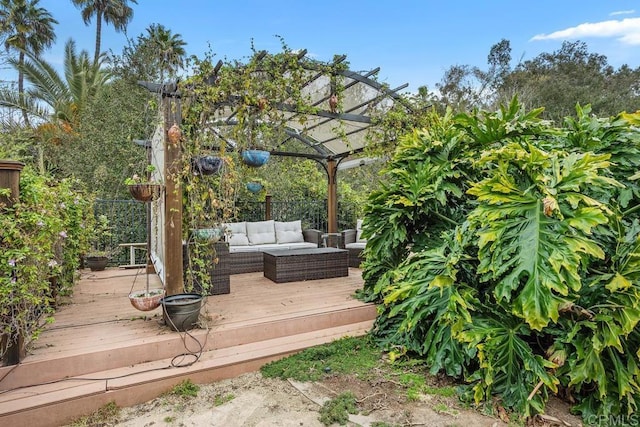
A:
[0,160,25,365]
[163,97,184,296]
[265,195,272,220]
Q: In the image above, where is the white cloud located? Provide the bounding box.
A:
[610,10,635,16]
[531,17,640,45]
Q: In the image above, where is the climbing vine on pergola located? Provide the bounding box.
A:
[139,41,424,295]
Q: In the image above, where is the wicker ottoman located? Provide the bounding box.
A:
[263,248,348,283]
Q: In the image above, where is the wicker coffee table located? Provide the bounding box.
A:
[263,247,349,283]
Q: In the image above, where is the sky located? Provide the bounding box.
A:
[7,1,640,93]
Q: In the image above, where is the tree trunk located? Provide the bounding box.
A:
[17,51,29,127]
[94,11,103,65]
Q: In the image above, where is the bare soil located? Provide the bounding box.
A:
[107,371,584,427]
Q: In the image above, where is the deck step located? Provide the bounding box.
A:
[0,320,374,427]
[0,304,376,392]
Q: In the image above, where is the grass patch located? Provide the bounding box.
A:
[261,335,381,381]
[213,393,235,406]
[171,379,199,398]
[318,391,358,426]
[67,401,120,426]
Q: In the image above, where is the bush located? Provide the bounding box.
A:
[362,99,640,419]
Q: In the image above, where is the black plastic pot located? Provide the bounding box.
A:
[160,293,203,331]
[85,255,109,271]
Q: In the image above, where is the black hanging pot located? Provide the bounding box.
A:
[191,155,223,176]
[160,293,203,331]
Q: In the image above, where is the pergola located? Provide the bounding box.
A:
[139,49,411,294]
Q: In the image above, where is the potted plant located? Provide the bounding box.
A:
[84,214,115,271]
[125,165,163,202]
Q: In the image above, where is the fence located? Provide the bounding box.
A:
[95,198,362,265]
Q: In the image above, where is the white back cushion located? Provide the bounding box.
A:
[225,222,249,246]
[275,220,304,243]
[356,219,366,243]
[246,220,276,245]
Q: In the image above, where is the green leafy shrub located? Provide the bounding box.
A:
[0,167,93,360]
[319,391,358,426]
[362,98,640,420]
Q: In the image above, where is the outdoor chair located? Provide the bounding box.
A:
[341,219,366,268]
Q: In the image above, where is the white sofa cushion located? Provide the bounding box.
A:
[356,219,366,243]
[246,220,276,245]
[346,242,366,250]
[275,220,304,244]
[229,241,318,253]
[225,222,250,246]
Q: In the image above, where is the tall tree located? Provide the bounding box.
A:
[0,38,110,126]
[144,23,186,81]
[0,0,57,126]
[71,0,137,65]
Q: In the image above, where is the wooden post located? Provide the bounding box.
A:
[0,159,25,365]
[327,159,338,233]
[0,160,24,207]
[163,97,184,296]
[265,194,272,220]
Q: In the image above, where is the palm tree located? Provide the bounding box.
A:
[0,38,111,125]
[0,0,57,126]
[144,23,186,81]
[71,0,137,65]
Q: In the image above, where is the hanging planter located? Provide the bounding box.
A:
[129,288,165,311]
[241,149,270,167]
[191,155,223,176]
[246,181,264,193]
[128,184,162,202]
[167,123,182,144]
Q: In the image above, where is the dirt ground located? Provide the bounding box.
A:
[109,371,585,427]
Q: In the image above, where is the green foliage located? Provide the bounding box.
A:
[318,391,358,426]
[67,401,120,426]
[362,98,640,420]
[261,336,381,382]
[0,166,93,359]
[170,379,200,398]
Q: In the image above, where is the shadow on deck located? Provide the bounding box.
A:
[0,267,376,426]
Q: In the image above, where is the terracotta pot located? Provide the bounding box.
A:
[128,184,162,202]
[167,123,182,144]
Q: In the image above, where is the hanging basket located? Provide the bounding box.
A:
[128,184,162,202]
[246,181,263,193]
[129,288,165,311]
[191,155,223,176]
[241,150,270,167]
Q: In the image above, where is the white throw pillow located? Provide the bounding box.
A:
[275,220,304,244]
[224,222,249,246]
[356,219,366,243]
[246,220,276,245]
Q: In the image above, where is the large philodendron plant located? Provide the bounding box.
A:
[361,97,640,421]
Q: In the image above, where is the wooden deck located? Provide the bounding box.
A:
[0,266,376,427]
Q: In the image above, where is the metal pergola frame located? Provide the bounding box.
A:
[139,50,411,294]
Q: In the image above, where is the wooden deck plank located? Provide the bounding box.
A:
[0,266,375,426]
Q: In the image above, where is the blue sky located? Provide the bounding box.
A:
[11,1,640,92]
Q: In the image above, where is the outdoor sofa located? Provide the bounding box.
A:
[341,219,366,268]
[223,219,322,273]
